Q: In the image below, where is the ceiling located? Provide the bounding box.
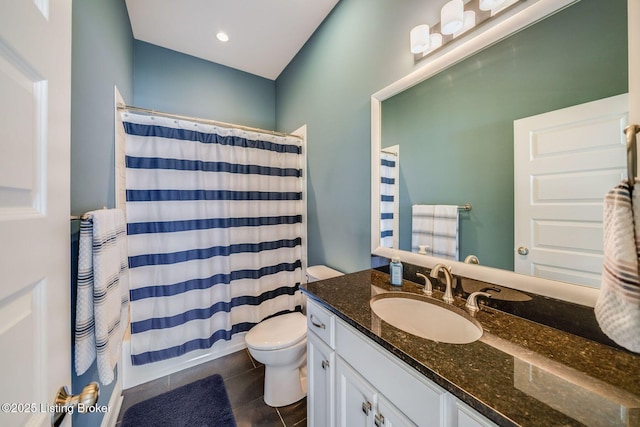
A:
[125,0,340,80]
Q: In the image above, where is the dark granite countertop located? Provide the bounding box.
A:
[301,269,640,427]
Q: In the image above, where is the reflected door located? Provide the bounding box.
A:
[514,94,628,287]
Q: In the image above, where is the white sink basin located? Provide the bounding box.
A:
[370,292,483,344]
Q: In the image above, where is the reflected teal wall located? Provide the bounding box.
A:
[276,0,626,273]
[382,0,627,270]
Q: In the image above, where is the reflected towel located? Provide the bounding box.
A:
[411,205,459,260]
[75,209,130,384]
[595,181,640,353]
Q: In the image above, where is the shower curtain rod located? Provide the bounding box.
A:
[116,103,302,140]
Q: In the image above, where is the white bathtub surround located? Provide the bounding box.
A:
[75,209,130,385]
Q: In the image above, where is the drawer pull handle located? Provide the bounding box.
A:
[310,314,326,329]
[375,413,385,427]
[362,401,372,415]
[321,359,330,370]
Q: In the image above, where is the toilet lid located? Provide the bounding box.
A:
[245,312,307,351]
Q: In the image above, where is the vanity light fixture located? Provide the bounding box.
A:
[410,0,523,63]
[410,24,431,54]
[216,31,229,42]
[479,0,506,11]
[441,0,464,35]
[455,11,477,37]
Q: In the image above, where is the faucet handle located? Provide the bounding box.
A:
[465,291,492,314]
[415,273,433,296]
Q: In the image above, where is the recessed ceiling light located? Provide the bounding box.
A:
[216,31,229,42]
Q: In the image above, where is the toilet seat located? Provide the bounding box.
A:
[245,312,306,351]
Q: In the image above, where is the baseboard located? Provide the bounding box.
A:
[122,333,248,389]
[102,374,123,427]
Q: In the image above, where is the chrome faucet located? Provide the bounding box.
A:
[465,291,492,314]
[415,272,433,296]
[429,264,454,304]
[463,254,479,264]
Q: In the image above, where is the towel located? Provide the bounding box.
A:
[75,209,130,384]
[595,181,640,353]
[412,204,459,260]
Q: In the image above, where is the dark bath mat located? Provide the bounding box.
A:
[121,374,236,427]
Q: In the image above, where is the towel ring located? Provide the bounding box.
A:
[625,124,639,187]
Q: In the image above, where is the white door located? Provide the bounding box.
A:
[514,94,628,287]
[0,1,72,427]
[336,358,377,427]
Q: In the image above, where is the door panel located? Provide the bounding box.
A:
[514,94,628,288]
[0,0,72,426]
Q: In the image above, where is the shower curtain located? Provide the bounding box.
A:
[122,112,304,365]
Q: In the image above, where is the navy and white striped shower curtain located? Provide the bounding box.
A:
[380,152,397,248]
[122,113,304,365]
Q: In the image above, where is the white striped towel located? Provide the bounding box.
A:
[75,209,130,384]
[595,181,640,353]
[411,204,459,261]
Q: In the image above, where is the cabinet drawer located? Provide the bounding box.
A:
[307,299,335,348]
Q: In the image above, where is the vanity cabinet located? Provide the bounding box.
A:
[307,301,336,427]
[306,299,497,427]
[307,332,335,427]
[336,357,416,427]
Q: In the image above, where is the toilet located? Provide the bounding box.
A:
[245,265,343,407]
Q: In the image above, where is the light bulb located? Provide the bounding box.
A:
[479,0,506,11]
[441,0,464,35]
[410,24,430,54]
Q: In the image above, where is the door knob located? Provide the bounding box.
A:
[51,382,99,427]
[517,246,529,255]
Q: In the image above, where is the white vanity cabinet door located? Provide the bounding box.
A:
[376,395,417,427]
[307,331,335,427]
[336,319,449,426]
[455,401,498,427]
[336,357,378,427]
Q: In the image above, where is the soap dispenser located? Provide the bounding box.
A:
[390,256,403,286]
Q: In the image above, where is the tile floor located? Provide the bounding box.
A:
[116,349,307,426]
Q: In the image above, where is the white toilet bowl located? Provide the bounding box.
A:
[245,312,307,407]
[245,265,344,407]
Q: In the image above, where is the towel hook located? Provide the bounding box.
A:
[625,124,639,187]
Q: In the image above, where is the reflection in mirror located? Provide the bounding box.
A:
[378,0,627,288]
[380,146,399,248]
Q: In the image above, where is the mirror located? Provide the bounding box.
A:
[371,0,629,306]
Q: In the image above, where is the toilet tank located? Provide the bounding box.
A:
[306,265,343,282]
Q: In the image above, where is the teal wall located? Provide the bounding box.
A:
[276,0,627,273]
[70,3,277,427]
[71,0,134,215]
[133,41,276,129]
[70,1,133,425]
[276,0,427,273]
[382,0,627,270]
